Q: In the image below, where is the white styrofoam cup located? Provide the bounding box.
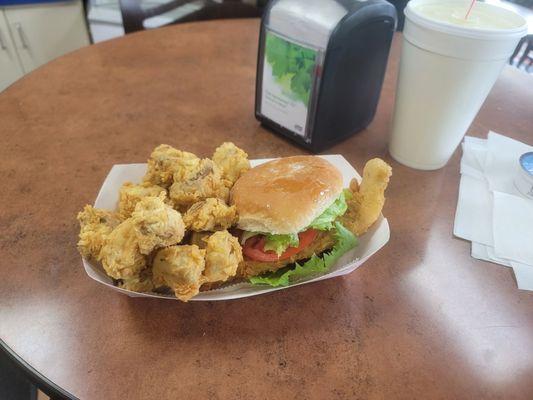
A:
[389,0,527,170]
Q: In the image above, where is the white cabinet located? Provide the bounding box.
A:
[0,11,24,91]
[0,1,90,91]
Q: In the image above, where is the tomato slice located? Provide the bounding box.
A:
[243,229,319,262]
[278,229,318,260]
[243,236,278,262]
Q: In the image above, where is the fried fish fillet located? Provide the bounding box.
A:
[340,158,392,236]
[240,231,335,278]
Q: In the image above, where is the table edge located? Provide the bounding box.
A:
[0,339,77,400]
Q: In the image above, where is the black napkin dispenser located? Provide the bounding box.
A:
[255,0,397,152]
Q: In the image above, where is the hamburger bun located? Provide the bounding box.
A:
[230,156,343,234]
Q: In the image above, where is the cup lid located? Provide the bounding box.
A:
[405,0,528,40]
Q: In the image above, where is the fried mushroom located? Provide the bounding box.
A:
[203,230,243,284]
[152,245,206,301]
[169,159,229,208]
[131,194,186,255]
[77,205,121,260]
[212,142,251,185]
[99,218,147,280]
[118,268,154,293]
[143,144,200,188]
[99,195,185,280]
[118,182,167,219]
[183,198,237,231]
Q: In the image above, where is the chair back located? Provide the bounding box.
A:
[119,0,262,34]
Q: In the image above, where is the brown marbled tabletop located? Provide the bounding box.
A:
[1,19,533,400]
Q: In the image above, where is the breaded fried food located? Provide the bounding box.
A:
[118,181,167,219]
[143,144,200,188]
[340,158,392,236]
[169,159,229,208]
[131,195,185,255]
[78,143,391,300]
[189,231,210,249]
[241,230,335,278]
[99,218,146,280]
[203,230,243,283]
[99,195,185,281]
[183,198,237,231]
[77,205,121,260]
[212,142,251,185]
[153,245,206,301]
[118,268,154,293]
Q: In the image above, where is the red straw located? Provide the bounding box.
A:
[465,0,476,19]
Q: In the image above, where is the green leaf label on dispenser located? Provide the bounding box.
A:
[261,31,318,137]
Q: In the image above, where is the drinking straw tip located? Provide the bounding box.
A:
[465,0,476,19]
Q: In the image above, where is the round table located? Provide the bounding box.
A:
[1,19,533,400]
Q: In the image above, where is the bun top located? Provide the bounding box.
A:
[230,156,343,234]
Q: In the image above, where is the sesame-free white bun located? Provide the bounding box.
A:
[230,156,343,234]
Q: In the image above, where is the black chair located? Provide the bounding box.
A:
[0,349,37,400]
[506,0,533,8]
[119,0,264,34]
[388,0,408,31]
[510,34,533,72]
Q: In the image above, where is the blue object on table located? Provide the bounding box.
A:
[0,0,72,6]
[520,152,533,176]
[515,152,533,199]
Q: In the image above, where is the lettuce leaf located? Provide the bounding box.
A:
[308,190,350,231]
[263,233,299,256]
[241,190,352,256]
[249,222,358,287]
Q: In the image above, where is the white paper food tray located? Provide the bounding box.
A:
[81,155,390,300]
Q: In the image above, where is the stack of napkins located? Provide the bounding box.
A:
[454,132,533,291]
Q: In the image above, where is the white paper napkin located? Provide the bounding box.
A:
[471,242,511,267]
[454,132,533,292]
[485,132,532,195]
[511,262,533,291]
[454,175,493,246]
[493,191,533,266]
[460,137,488,180]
